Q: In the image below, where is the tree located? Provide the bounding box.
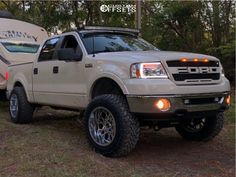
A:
[0,0,234,84]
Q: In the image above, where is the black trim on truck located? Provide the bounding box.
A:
[0,54,11,65]
[167,60,219,67]
[173,73,220,81]
[8,62,33,67]
[136,110,226,128]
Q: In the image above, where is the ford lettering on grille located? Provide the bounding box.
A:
[178,67,220,74]
[166,60,221,85]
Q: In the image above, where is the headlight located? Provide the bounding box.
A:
[130,62,168,79]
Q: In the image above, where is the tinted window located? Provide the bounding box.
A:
[38,37,59,61]
[80,33,158,54]
[61,35,80,52]
[1,42,39,53]
[62,35,78,48]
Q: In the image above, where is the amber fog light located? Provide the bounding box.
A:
[226,95,231,105]
[155,98,171,112]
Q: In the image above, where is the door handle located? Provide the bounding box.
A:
[53,66,59,74]
[33,68,38,75]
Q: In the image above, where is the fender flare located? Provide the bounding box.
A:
[88,72,128,100]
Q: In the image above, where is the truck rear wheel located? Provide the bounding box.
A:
[175,112,224,141]
[9,87,34,123]
[84,94,140,157]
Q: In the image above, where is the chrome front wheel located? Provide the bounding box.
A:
[85,94,140,157]
[176,113,224,141]
[183,118,206,133]
[88,106,116,147]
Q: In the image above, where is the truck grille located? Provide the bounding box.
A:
[172,73,220,81]
[166,60,221,84]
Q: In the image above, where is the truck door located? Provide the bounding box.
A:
[33,34,86,108]
[50,34,87,108]
[33,37,61,105]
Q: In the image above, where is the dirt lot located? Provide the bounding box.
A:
[0,100,235,177]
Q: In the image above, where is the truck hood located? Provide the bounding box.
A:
[92,51,219,63]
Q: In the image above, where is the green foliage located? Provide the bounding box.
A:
[225,95,235,124]
[0,0,235,83]
[207,41,235,84]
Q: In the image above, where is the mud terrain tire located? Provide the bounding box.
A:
[9,87,34,123]
[176,112,224,141]
[84,94,140,157]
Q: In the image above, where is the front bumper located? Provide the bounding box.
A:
[127,92,230,114]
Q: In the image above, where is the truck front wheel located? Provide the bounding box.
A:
[84,94,140,157]
[9,87,34,123]
[175,112,224,141]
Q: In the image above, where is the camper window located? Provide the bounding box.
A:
[1,42,39,53]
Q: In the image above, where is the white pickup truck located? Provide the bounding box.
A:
[7,26,230,157]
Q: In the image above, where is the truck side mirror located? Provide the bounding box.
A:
[58,48,82,61]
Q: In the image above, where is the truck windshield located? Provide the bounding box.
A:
[80,33,158,54]
[1,42,39,53]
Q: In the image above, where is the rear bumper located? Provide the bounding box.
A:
[126,92,230,114]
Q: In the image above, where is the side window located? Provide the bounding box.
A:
[38,37,60,62]
[60,35,81,54]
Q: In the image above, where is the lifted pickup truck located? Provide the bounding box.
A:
[7,26,230,157]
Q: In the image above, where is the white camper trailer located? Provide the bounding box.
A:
[0,17,48,90]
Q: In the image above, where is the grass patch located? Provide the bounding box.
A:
[0,93,235,177]
[225,95,235,124]
[0,101,8,111]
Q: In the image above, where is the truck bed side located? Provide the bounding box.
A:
[7,62,34,102]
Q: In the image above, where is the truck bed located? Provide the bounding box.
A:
[7,62,34,101]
